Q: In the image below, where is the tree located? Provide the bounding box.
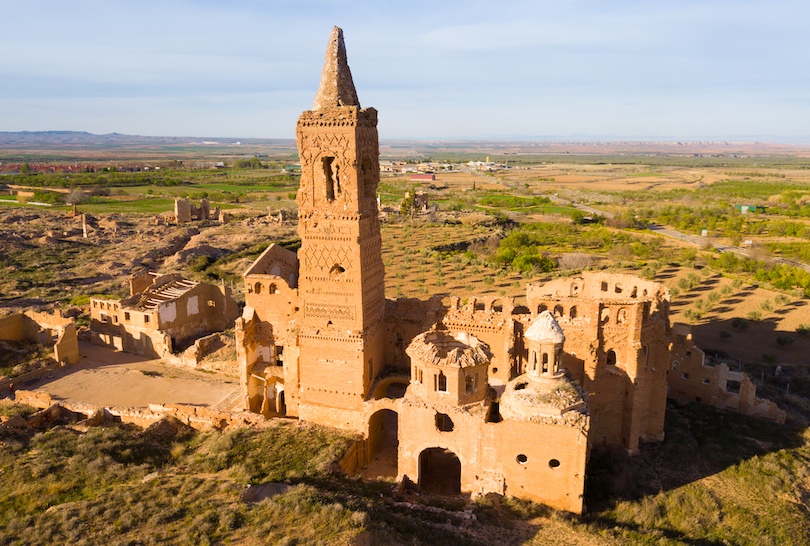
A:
[400,189,417,218]
[66,187,89,205]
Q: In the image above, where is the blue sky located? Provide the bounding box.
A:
[2,0,809,141]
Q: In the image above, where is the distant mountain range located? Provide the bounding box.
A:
[0,131,293,149]
[1,131,809,159]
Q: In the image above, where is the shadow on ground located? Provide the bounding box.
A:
[584,400,805,515]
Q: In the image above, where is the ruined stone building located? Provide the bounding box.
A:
[668,323,786,423]
[91,271,238,358]
[0,309,79,367]
[174,197,226,224]
[526,275,671,454]
[233,27,785,514]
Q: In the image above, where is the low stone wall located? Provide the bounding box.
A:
[0,362,60,393]
[13,389,264,431]
[338,438,367,474]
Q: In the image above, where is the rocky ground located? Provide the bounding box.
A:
[0,207,297,316]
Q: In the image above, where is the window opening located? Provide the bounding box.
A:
[436,371,447,392]
[323,157,336,201]
[435,412,454,432]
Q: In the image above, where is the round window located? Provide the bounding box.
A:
[549,459,561,469]
[516,454,528,464]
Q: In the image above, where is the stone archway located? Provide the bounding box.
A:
[371,377,409,400]
[419,447,461,495]
[364,409,398,480]
[260,379,287,417]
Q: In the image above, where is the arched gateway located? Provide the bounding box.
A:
[418,448,461,495]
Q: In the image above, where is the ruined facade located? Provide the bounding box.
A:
[0,309,79,367]
[526,274,671,454]
[234,27,785,514]
[90,271,238,358]
[234,27,593,513]
[668,323,786,423]
[174,197,223,223]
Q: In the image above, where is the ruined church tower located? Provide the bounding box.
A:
[294,27,385,430]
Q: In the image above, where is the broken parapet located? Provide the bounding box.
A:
[669,323,786,423]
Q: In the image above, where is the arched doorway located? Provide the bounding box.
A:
[364,409,398,480]
[419,448,461,495]
[260,380,286,417]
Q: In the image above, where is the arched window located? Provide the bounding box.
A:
[606,349,617,366]
[330,264,346,277]
[537,304,547,314]
[254,282,262,294]
[600,307,610,323]
[542,353,549,374]
[569,306,578,319]
[553,305,564,317]
[268,283,278,294]
[617,308,627,323]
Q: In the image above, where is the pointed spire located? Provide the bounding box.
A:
[313,26,360,110]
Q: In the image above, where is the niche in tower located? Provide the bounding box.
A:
[322,156,339,201]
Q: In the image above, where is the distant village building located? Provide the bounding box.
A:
[410,173,435,181]
[734,204,767,214]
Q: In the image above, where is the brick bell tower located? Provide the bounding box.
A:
[294,27,385,431]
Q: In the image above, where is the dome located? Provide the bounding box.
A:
[500,372,587,421]
[525,310,565,344]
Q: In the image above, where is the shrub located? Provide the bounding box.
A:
[732,317,749,331]
[776,335,794,348]
[747,310,762,321]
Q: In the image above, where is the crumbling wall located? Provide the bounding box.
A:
[90,275,238,358]
[438,296,518,387]
[669,323,786,423]
[383,296,443,369]
[526,273,670,453]
[13,389,264,431]
[0,310,79,365]
[174,197,212,223]
[174,198,192,223]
